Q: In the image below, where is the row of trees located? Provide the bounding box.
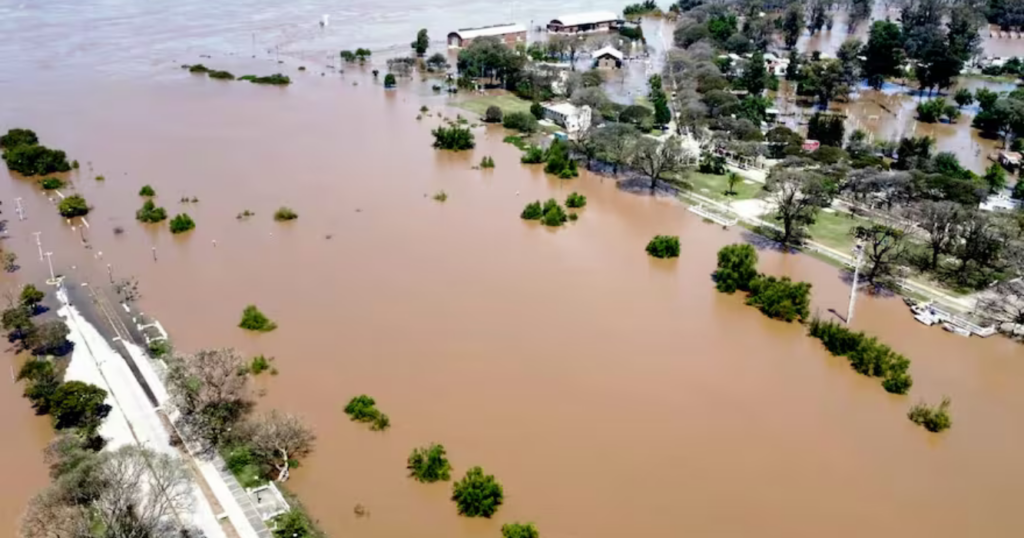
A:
[713,243,812,323]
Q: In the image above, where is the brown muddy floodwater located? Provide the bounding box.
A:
[2,2,1024,538]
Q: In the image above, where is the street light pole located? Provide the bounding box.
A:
[32,232,42,261]
[44,251,56,282]
[847,242,865,326]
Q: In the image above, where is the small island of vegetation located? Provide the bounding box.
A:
[343,394,390,431]
[432,125,475,151]
[452,466,503,518]
[407,443,452,483]
[274,207,298,221]
[40,177,64,190]
[239,305,277,332]
[139,184,156,196]
[238,74,291,85]
[57,195,89,218]
[136,200,168,223]
[169,213,195,234]
[645,235,680,259]
[502,523,540,538]
[1,128,72,177]
[907,397,952,432]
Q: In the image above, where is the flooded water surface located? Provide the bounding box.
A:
[1,2,1024,538]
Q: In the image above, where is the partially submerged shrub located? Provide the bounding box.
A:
[432,125,475,151]
[169,213,195,234]
[274,207,298,221]
[344,394,390,430]
[239,305,277,332]
[187,64,211,73]
[148,339,171,358]
[249,355,272,375]
[907,397,952,432]
[745,275,811,322]
[479,156,495,168]
[565,192,587,208]
[502,523,539,538]
[384,73,397,88]
[646,235,680,259]
[239,73,291,85]
[521,146,545,164]
[520,201,543,220]
[40,177,64,190]
[408,443,452,482]
[433,190,448,202]
[540,199,568,227]
[713,244,758,293]
[57,195,89,218]
[484,106,504,123]
[0,128,38,149]
[138,185,156,197]
[503,112,539,133]
[136,200,168,223]
[208,70,235,80]
[452,466,504,518]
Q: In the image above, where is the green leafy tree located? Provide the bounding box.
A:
[953,88,974,109]
[798,59,849,108]
[239,305,277,332]
[57,195,89,218]
[646,235,681,258]
[50,381,110,434]
[2,144,71,176]
[384,73,397,88]
[344,395,381,422]
[169,213,195,233]
[411,29,429,56]
[139,185,156,197]
[983,163,1008,193]
[1012,180,1024,200]
[745,275,812,322]
[853,224,909,284]
[272,510,317,538]
[18,358,61,414]
[714,244,758,293]
[782,4,805,49]
[521,201,543,220]
[432,125,475,150]
[807,113,845,147]
[0,128,38,149]
[503,112,539,133]
[530,102,544,120]
[565,192,587,208]
[452,466,504,518]
[2,305,34,339]
[766,169,829,247]
[407,443,452,482]
[502,523,540,538]
[740,51,768,96]
[540,200,568,227]
[20,284,45,309]
[136,200,168,223]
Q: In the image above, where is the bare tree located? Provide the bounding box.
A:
[238,410,316,482]
[766,169,830,247]
[20,488,90,538]
[94,446,194,538]
[631,136,689,193]
[911,200,960,270]
[165,348,250,445]
[977,278,1024,339]
[854,221,912,284]
[593,123,640,175]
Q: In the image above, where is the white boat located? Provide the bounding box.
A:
[942,323,971,337]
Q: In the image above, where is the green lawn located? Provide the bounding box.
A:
[456,93,533,118]
[808,209,870,251]
[685,172,763,201]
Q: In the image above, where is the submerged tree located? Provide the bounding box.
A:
[714,244,759,293]
[165,348,250,445]
[407,443,452,483]
[237,410,316,482]
[452,466,504,518]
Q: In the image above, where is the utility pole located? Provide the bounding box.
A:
[14,198,24,221]
[847,242,865,326]
[152,246,157,261]
[44,251,56,282]
[107,263,113,284]
[32,232,42,261]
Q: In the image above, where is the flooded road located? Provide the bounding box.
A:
[2,2,1024,538]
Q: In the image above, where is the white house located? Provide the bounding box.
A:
[542,103,592,136]
[592,46,624,69]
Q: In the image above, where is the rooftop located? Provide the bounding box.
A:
[550,11,619,27]
[450,23,526,40]
[592,46,624,60]
[544,102,583,116]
